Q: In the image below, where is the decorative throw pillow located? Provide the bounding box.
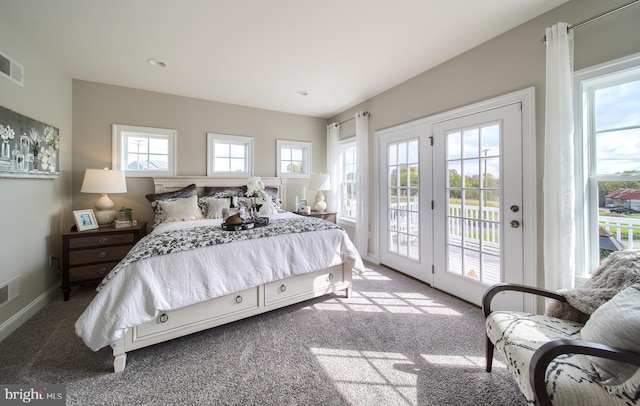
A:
[206,197,231,219]
[157,195,203,223]
[203,186,246,197]
[145,183,197,203]
[197,196,209,217]
[581,283,640,394]
[147,184,199,227]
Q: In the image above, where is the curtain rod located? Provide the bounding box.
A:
[542,0,640,42]
[337,116,354,125]
[336,111,370,126]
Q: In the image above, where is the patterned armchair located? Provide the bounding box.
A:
[483,283,640,405]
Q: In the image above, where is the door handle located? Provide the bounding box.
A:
[510,220,520,228]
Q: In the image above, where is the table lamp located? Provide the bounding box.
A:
[309,173,331,212]
[81,168,127,226]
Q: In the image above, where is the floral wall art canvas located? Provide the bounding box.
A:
[0,105,59,179]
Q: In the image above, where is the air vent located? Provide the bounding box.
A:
[0,50,24,86]
[0,275,20,309]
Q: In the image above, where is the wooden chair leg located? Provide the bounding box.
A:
[486,336,494,372]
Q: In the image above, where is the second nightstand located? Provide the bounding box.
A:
[61,222,147,301]
[296,211,337,224]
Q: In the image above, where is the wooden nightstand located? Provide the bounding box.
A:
[296,211,337,224]
[61,222,147,301]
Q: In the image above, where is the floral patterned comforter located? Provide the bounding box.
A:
[97,216,340,291]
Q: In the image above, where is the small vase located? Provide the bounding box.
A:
[1,143,10,159]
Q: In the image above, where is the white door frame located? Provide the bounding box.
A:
[374,87,536,312]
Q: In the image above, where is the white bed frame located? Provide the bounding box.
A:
[111,176,353,372]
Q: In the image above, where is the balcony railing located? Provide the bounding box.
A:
[388,204,639,251]
[599,215,640,249]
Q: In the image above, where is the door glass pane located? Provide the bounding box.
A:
[387,139,419,261]
[445,123,501,285]
[481,254,500,285]
[448,131,461,160]
[463,128,479,158]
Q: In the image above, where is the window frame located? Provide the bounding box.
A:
[206,133,254,177]
[574,52,640,279]
[338,137,357,225]
[112,124,176,177]
[276,140,311,178]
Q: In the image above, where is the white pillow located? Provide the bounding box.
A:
[158,195,203,223]
[206,197,230,219]
[581,283,640,394]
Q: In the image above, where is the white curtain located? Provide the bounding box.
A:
[355,111,369,257]
[326,123,340,215]
[543,22,575,291]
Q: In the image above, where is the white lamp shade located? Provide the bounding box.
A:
[80,168,127,226]
[309,173,331,191]
[81,168,127,194]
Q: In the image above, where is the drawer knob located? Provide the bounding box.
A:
[234,295,243,304]
[98,237,108,244]
[279,284,287,293]
[327,273,334,281]
[158,313,169,323]
[98,267,107,275]
[98,251,107,258]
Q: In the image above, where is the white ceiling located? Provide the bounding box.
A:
[1,0,567,118]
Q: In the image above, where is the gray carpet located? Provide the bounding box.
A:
[0,262,526,405]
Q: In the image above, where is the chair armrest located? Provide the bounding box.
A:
[529,339,640,406]
[482,283,567,318]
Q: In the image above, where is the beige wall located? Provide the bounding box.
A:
[0,17,73,329]
[72,81,328,227]
[329,0,640,282]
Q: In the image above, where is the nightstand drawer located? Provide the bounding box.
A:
[68,245,133,266]
[69,233,135,249]
[69,262,119,282]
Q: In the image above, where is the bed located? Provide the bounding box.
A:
[75,176,364,372]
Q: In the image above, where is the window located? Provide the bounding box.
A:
[339,138,357,221]
[112,124,176,177]
[575,53,640,275]
[276,140,311,177]
[207,133,253,177]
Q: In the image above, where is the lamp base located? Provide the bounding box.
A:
[312,201,327,212]
[94,209,117,227]
[94,193,117,226]
[313,190,327,212]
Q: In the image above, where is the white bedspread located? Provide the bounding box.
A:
[75,212,365,351]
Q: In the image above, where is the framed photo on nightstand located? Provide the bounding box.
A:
[73,209,99,231]
[298,199,308,213]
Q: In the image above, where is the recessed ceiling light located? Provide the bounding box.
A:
[147,58,167,68]
[296,90,309,96]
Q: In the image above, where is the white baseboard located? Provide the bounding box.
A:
[0,283,59,343]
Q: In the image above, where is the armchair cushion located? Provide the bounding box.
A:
[486,312,602,404]
[581,283,640,394]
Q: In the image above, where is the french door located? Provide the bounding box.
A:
[432,103,523,308]
[377,91,533,310]
[379,125,433,284]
